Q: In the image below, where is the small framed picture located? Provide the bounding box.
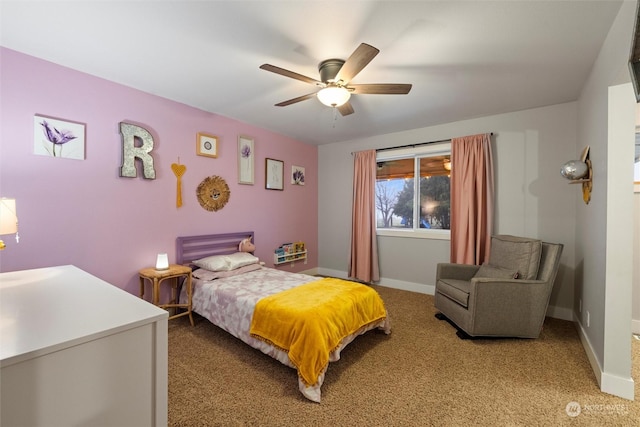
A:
[197,133,218,158]
[265,158,284,190]
[291,165,305,185]
[238,135,254,184]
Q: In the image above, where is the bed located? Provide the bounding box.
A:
[176,232,391,402]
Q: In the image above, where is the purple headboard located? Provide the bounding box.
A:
[176,232,254,265]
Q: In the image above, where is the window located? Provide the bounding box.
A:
[375,142,451,239]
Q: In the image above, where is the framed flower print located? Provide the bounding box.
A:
[238,135,254,184]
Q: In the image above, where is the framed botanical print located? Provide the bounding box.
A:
[238,135,254,184]
[34,114,86,159]
[197,133,218,158]
[265,158,284,190]
[291,165,305,185]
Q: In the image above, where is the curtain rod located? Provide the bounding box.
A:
[375,138,450,153]
[374,132,494,153]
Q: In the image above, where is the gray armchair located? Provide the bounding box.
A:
[434,235,563,339]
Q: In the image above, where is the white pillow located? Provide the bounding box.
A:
[226,252,260,270]
[192,252,260,272]
[193,263,261,281]
[192,254,229,272]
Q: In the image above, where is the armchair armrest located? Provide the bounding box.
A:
[436,263,480,282]
[467,279,551,337]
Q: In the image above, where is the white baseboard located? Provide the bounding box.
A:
[601,372,635,401]
[315,268,435,294]
[632,318,640,335]
[315,268,349,280]
[377,277,435,295]
[546,304,574,322]
[299,267,318,276]
[575,317,604,389]
[575,314,635,401]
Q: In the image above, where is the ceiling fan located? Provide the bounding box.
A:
[259,43,412,116]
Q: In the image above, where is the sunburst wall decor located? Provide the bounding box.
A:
[196,175,230,211]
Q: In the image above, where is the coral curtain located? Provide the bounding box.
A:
[450,133,495,264]
[349,150,380,282]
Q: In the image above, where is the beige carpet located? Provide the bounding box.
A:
[168,285,640,426]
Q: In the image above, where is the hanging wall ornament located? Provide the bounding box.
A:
[171,160,186,208]
[196,175,230,212]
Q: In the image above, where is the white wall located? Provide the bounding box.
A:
[575,0,636,400]
[634,180,640,334]
[318,101,577,318]
[633,105,640,335]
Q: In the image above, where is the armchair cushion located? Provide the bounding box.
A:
[489,235,542,280]
[436,279,471,308]
[473,263,519,279]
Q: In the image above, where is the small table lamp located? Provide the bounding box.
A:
[155,253,169,270]
[0,198,18,250]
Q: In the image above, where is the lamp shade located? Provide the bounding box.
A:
[317,86,351,107]
[0,198,18,235]
[560,160,589,180]
[155,253,169,270]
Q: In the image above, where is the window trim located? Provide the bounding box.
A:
[375,142,451,239]
[377,228,451,240]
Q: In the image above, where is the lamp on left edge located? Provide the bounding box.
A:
[155,253,169,270]
[0,198,18,250]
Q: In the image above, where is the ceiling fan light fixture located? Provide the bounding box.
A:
[317,86,351,107]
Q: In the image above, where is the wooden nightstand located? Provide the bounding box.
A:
[139,264,194,326]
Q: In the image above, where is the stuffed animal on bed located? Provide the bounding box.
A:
[238,236,255,253]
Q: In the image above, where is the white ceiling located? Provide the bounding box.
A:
[0,1,624,145]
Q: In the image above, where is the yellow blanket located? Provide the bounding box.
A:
[249,277,387,387]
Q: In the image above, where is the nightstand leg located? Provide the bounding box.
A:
[168,279,178,317]
[152,278,160,306]
[186,274,194,326]
[139,277,145,299]
[170,280,177,305]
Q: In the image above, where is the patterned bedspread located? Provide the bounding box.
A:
[179,266,390,402]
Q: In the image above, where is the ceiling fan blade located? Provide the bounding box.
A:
[348,84,412,94]
[334,43,380,84]
[275,92,317,107]
[337,101,354,116]
[260,64,321,85]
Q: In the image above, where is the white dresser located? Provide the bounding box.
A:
[0,265,168,427]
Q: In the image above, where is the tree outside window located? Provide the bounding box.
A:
[375,148,451,233]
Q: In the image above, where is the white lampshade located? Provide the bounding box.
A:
[155,253,169,270]
[317,86,351,107]
[0,198,18,235]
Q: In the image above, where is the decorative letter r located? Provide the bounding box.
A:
[119,122,156,179]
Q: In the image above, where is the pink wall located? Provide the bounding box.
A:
[0,48,318,296]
